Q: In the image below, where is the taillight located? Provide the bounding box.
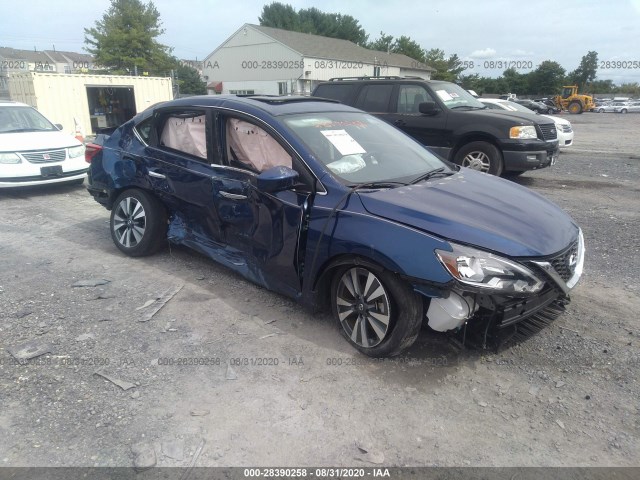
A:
[85,143,102,163]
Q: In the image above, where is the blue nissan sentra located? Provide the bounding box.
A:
[86,95,584,357]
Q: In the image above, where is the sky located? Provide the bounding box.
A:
[2,0,640,83]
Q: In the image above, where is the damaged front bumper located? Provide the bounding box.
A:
[419,231,585,348]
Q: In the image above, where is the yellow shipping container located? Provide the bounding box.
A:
[8,72,173,136]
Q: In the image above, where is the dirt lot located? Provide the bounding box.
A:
[0,112,638,470]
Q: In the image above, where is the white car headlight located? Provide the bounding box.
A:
[68,145,85,158]
[509,125,537,139]
[436,243,544,294]
[0,153,21,164]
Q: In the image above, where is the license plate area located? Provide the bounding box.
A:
[41,165,63,177]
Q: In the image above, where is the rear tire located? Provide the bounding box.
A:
[454,141,503,176]
[331,265,423,357]
[620,108,628,114]
[110,189,167,257]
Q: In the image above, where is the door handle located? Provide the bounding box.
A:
[148,171,166,179]
[220,191,247,200]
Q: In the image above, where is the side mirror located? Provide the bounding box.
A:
[418,102,439,115]
[55,124,64,130]
[256,166,299,193]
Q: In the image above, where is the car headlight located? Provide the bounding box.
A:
[509,125,537,139]
[435,242,544,294]
[68,145,85,158]
[0,153,21,164]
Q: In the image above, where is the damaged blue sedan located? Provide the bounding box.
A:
[86,95,584,357]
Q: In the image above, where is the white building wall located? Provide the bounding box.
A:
[203,25,432,96]
[203,27,303,84]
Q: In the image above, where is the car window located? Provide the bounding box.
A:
[0,106,57,133]
[134,117,154,145]
[283,111,446,185]
[314,83,357,103]
[224,117,292,173]
[354,84,393,112]
[158,111,208,160]
[482,102,501,110]
[432,83,486,110]
[397,85,434,113]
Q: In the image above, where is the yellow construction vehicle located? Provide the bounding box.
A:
[553,85,595,114]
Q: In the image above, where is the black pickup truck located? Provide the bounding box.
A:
[312,77,559,176]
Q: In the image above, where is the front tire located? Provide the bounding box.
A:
[331,266,423,357]
[110,189,167,257]
[568,101,583,114]
[454,141,503,176]
[620,108,628,114]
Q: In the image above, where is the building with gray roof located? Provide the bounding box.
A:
[202,24,434,96]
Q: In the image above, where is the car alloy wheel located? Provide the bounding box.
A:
[110,189,167,257]
[113,196,147,248]
[454,141,503,176]
[335,267,391,348]
[461,151,491,172]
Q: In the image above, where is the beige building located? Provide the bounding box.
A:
[8,72,173,135]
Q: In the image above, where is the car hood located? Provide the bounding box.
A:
[0,131,81,151]
[357,169,578,257]
[541,114,570,126]
[469,108,555,126]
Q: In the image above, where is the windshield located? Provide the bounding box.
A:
[433,83,486,110]
[283,112,448,184]
[485,100,536,114]
[0,106,57,133]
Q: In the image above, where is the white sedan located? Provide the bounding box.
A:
[480,98,574,148]
[0,101,88,188]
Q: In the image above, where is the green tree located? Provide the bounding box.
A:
[614,82,640,96]
[425,48,466,82]
[567,51,598,91]
[589,79,614,93]
[259,2,367,45]
[501,68,529,94]
[175,63,206,95]
[84,0,175,76]
[258,2,300,30]
[527,61,565,95]
[366,32,425,62]
[367,31,394,52]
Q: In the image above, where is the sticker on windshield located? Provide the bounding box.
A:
[449,92,459,98]
[321,129,366,156]
[435,90,454,101]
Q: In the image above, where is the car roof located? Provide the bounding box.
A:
[154,94,358,116]
[318,76,448,86]
[0,101,31,108]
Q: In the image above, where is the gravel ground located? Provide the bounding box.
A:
[0,112,638,470]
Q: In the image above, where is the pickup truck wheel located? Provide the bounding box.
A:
[454,141,503,176]
[110,189,167,257]
[331,266,423,357]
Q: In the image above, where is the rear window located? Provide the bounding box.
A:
[313,84,357,104]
